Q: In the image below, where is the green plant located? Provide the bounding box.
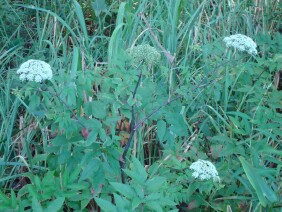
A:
[1,0,281,211]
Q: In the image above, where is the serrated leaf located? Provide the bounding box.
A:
[145,177,166,192]
[146,201,163,212]
[110,182,135,199]
[113,193,131,211]
[94,197,117,212]
[124,157,148,184]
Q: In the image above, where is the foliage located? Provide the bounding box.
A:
[0,0,281,211]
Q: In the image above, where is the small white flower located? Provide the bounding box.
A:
[17,59,53,82]
[189,159,220,182]
[223,34,258,55]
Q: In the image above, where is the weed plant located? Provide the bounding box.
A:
[0,0,281,211]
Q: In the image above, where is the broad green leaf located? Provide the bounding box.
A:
[67,190,91,201]
[45,197,65,212]
[82,119,102,131]
[145,193,161,201]
[132,197,142,210]
[145,177,166,192]
[157,120,166,141]
[92,100,107,119]
[79,159,100,181]
[146,201,163,212]
[123,169,146,185]
[66,183,89,190]
[113,193,131,211]
[127,94,135,107]
[32,197,43,212]
[132,157,148,183]
[239,156,278,207]
[110,182,135,199]
[0,190,9,203]
[94,197,117,212]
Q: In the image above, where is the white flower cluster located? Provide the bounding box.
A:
[189,159,220,182]
[127,44,161,66]
[17,59,53,83]
[223,34,258,55]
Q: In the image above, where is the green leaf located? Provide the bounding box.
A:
[157,120,166,141]
[92,0,108,16]
[146,201,163,212]
[94,197,117,212]
[73,0,89,44]
[29,95,40,110]
[108,23,124,64]
[127,94,135,107]
[15,4,79,46]
[145,177,166,192]
[116,2,126,25]
[45,197,65,212]
[239,156,278,207]
[92,100,107,119]
[0,190,9,203]
[113,193,131,211]
[32,197,43,212]
[82,119,102,131]
[10,190,17,209]
[70,47,79,81]
[79,159,100,181]
[110,182,135,199]
[126,157,148,184]
[123,169,146,185]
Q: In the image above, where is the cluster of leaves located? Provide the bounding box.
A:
[0,0,281,211]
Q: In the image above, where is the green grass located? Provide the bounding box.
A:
[0,0,281,211]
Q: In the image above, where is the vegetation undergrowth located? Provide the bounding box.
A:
[0,0,281,211]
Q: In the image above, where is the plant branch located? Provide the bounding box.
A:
[119,70,143,183]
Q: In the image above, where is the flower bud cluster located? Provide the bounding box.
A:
[189,159,220,182]
[223,34,257,55]
[17,59,53,82]
[127,44,160,66]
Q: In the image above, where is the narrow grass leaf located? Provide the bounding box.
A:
[70,47,79,81]
[73,0,89,45]
[116,2,126,26]
[15,4,78,46]
[108,23,124,64]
